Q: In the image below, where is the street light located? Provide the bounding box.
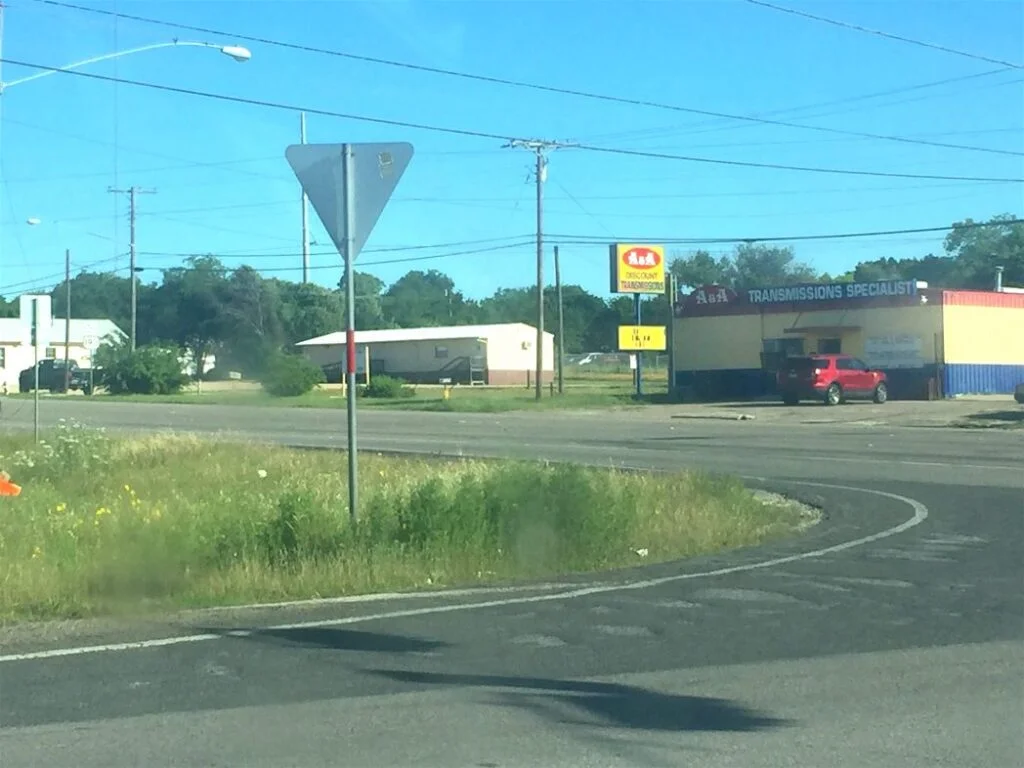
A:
[0,40,252,93]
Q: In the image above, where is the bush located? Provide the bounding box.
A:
[94,341,189,395]
[262,353,325,397]
[359,375,414,399]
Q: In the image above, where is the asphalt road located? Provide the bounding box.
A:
[1,399,1022,768]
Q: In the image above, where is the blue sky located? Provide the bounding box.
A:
[1,0,1021,302]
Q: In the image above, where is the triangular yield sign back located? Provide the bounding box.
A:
[285,142,414,262]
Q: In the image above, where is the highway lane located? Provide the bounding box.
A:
[1,399,1022,767]
[1,398,1022,487]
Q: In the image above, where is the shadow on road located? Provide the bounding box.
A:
[196,626,449,653]
[366,669,791,733]
[963,409,1024,426]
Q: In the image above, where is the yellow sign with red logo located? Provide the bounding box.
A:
[609,243,666,294]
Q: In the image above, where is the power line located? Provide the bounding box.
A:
[138,235,536,259]
[5,218,1019,296]
[549,218,1024,245]
[580,70,1021,144]
[1,253,125,293]
[3,57,1021,185]
[5,179,1008,230]
[129,219,1024,265]
[743,0,1024,70]
[23,0,1020,157]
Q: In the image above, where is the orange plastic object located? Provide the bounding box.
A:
[0,474,21,496]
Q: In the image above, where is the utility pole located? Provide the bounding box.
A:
[108,185,156,350]
[504,139,572,400]
[64,248,71,392]
[554,244,565,394]
[300,112,310,283]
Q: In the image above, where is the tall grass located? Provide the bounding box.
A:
[0,421,814,622]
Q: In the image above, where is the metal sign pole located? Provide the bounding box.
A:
[32,299,40,443]
[634,293,643,398]
[342,143,359,524]
[285,140,414,525]
[666,273,676,399]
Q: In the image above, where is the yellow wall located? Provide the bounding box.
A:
[943,305,1024,364]
[674,314,762,370]
[674,304,943,370]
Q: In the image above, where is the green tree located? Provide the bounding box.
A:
[670,244,819,292]
[944,213,1023,288]
[50,272,132,331]
[339,271,391,329]
[669,249,735,289]
[217,266,285,376]
[382,269,477,327]
[276,280,344,343]
[731,243,819,290]
[153,255,229,378]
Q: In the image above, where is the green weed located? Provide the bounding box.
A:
[0,428,814,622]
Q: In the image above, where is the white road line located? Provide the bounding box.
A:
[0,480,928,664]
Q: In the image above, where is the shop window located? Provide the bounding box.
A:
[0,348,5,369]
[434,345,449,359]
[817,338,842,354]
[762,338,804,356]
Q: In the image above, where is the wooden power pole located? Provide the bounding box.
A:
[108,185,156,350]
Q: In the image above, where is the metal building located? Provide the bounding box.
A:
[297,323,555,386]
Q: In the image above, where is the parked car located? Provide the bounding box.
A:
[777,354,888,406]
[1014,382,1024,405]
[18,359,94,395]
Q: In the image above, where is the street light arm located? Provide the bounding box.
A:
[0,40,250,91]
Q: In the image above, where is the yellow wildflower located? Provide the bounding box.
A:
[31,546,42,560]
[54,502,67,513]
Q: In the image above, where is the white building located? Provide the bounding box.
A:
[297,322,555,386]
[0,294,125,392]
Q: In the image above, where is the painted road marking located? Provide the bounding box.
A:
[0,480,928,664]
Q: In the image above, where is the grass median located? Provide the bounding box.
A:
[0,420,815,623]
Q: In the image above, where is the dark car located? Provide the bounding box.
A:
[19,359,94,395]
[1014,382,1024,405]
[777,354,888,406]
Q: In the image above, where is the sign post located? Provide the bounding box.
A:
[633,293,643,398]
[31,299,40,443]
[666,273,676,398]
[608,243,666,400]
[286,141,414,523]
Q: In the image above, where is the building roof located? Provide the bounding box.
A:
[0,317,125,346]
[297,322,552,347]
